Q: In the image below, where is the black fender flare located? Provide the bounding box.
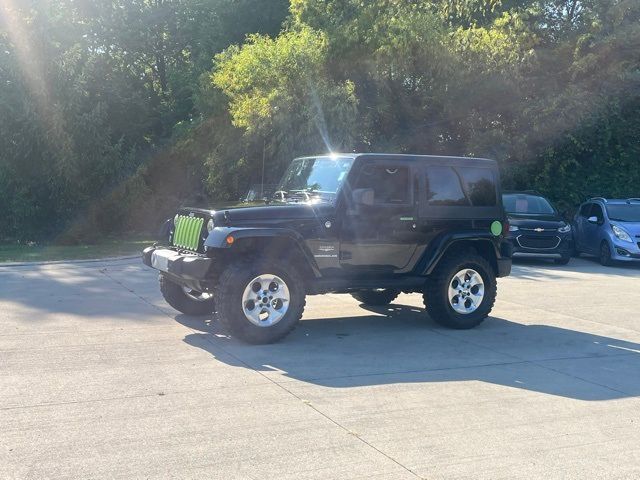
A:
[204,227,321,277]
[420,232,504,275]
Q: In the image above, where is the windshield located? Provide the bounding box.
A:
[503,194,555,215]
[244,184,276,202]
[276,156,354,201]
[606,204,640,222]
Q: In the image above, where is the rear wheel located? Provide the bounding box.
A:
[600,242,614,267]
[215,262,306,344]
[423,252,496,329]
[159,275,215,315]
[351,289,400,306]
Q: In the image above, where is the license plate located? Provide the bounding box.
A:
[151,249,182,273]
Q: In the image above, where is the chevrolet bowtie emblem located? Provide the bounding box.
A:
[534,227,544,232]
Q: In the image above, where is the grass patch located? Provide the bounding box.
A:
[0,237,153,263]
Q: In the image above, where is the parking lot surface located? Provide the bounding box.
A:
[1,257,640,479]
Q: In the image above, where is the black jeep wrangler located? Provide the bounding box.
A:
[143,153,512,344]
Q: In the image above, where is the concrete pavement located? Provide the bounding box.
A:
[1,257,639,479]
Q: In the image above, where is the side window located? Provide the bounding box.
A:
[579,204,592,217]
[457,168,496,206]
[353,164,410,205]
[591,204,604,223]
[426,166,469,206]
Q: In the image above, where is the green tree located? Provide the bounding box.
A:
[0,0,289,241]
[209,27,358,196]
[210,0,640,209]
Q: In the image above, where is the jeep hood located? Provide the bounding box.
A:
[180,201,327,224]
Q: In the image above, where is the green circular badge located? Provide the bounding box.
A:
[490,221,503,236]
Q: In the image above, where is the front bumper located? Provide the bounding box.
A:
[506,234,572,258]
[142,246,212,281]
[609,240,640,262]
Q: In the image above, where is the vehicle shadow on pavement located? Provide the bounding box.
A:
[177,306,640,402]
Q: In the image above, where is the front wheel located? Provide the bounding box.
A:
[600,242,614,267]
[159,275,215,315]
[423,253,497,329]
[554,255,571,265]
[215,262,306,344]
[351,289,400,306]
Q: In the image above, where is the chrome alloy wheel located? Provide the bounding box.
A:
[241,274,290,327]
[182,286,214,302]
[447,268,485,315]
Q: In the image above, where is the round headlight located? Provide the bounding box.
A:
[207,218,214,232]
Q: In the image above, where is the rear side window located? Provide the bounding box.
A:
[458,168,496,206]
[426,166,496,207]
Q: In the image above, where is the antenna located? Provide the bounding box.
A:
[261,138,266,199]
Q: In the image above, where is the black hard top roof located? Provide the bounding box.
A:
[296,153,497,165]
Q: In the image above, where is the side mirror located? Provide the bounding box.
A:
[587,216,598,224]
[352,188,374,206]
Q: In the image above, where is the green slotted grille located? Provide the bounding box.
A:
[172,215,204,251]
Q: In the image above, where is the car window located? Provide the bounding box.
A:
[590,204,604,223]
[503,194,554,214]
[278,156,354,195]
[353,164,410,204]
[579,203,592,217]
[606,204,640,222]
[426,166,469,206]
[458,168,497,206]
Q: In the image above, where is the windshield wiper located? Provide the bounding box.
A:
[609,218,639,222]
[507,212,552,216]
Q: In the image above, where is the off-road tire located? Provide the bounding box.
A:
[351,289,400,306]
[554,255,571,265]
[215,262,306,344]
[423,252,497,329]
[159,275,215,315]
[600,241,614,267]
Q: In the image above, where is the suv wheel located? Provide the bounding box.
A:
[159,275,215,315]
[554,255,571,265]
[600,242,614,267]
[215,262,306,344]
[351,289,400,306]
[423,253,496,329]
